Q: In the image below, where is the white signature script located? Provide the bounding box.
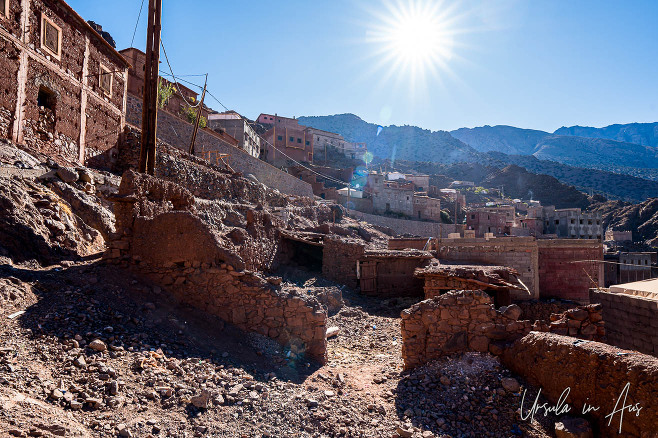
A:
[519,382,642,433]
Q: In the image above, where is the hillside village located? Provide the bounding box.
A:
[0,1,657,438]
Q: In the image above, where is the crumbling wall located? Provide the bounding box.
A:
[321,237,365,289]
[502,332,658,437]
[400,290,533,370]
[537,239,603,303]
[124,96,314,198]
[590,288,658,356]
[349,210,461,237]
[400,290,605,370]
[437,237,539,300]
[106,170,327,362]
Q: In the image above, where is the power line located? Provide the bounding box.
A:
[159,40,201,109]
[156,72,353,187]
[130,0,146,48]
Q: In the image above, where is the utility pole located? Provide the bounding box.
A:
[138,0,162,175]
[189,73,208,155]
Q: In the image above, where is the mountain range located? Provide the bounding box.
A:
[297,115,658,202]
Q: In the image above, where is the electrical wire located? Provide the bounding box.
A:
[155,73,355,187]
[159,40,201,109]
[130,0,146,48]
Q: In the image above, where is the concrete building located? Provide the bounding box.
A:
[257,113,313,165]
[542,207,603,240]
[605,229,633,242]
[0,0,130,165]
[619,252,654,284]
[207,111,260,158]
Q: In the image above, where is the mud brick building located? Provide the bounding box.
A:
[0,0,129,164]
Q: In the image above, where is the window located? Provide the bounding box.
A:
[40,14,62,60]
[289,136,294,142]
[570,219,575,224]
[555,219,559,225]
[305,140,310,146]
[596,220,600,225]
[588,219,592,225]
[277,135,283,141]
[99,64,112,96]
[579,219,583,225]
[297,138,302,143]
[37,86,56,110]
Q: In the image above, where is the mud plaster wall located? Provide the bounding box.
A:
[106,171,327,362]
[436,238,539,301]
[349,210,460,238]
[590,289,658,356]
[501,332,658,438]
[125,95,314,198]
[321,237,365,289]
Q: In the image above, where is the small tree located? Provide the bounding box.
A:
[180,105,207,128]
[157,78,174,109]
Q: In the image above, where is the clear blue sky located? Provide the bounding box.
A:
[69,0,658,133]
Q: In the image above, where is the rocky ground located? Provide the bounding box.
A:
[0,256,556,438]
[0,144,558,437]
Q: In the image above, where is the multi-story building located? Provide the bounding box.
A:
[542,207,603,240]
[413,195,441,221]
[207,111,260,158]
[605,229,633,242]
[0,0,130,165]
[257,113,313,165]
[619,252,654,283]
[466,208,515,237]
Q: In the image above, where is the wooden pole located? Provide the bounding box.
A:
[138,0,162,175]
[188,73,207,155]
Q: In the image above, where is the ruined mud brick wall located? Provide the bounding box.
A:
[502,332,658,437]
[0,0,128,165]
[359,251,433,297]
[436,237,539,300]
[322,237,365,289]
[125,95,313,198]
[537,239,603,303]
[400,290,533,370]
[348,210,460,238]
[590,288,658,356]
[106,170,327,362]
[537,304,605,341]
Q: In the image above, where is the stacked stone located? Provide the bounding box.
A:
[544,304,605,341]
[400,290,533,370]
[322,237,365,289]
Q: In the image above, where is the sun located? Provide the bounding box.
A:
[365,0,459,90]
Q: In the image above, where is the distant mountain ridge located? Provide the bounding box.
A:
[297,114,478,164]
[297,113,658,202]
[555,122,658,148]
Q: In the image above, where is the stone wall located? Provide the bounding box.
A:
[105,170,327,362]
[501,332,658,437]
[400,290,532,370]
[400,290,605,370]
[348,210,460,238]
[537,239,604,303]
[321,237,365,289]
[125,95,313,198]
[590,288,658,356]
[436,237,539,300]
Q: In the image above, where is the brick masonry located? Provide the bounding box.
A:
[537,239,604,303]
[125,95,313,198]
[590,288,658,356]
[436,237,539,300]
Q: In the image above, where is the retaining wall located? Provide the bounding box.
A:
[348,210,459,237]
[590,288,658,356]
[125,95,313,198]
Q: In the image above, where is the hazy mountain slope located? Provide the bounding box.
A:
[483,153,658,202]
[555,122,658,148]
[450,125,550,155]
[483,165,590,209]
[532,135,658,171]
[588,198,658,246]
[297,114,478,164]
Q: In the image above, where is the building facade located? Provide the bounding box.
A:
[542,207,603,239]
[207,112,260,158]
[257,113,313,165]
[0,0,129,165]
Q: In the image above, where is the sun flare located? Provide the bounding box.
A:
[366,0,459,90]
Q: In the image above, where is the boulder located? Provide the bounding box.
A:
[555,417,593,438]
